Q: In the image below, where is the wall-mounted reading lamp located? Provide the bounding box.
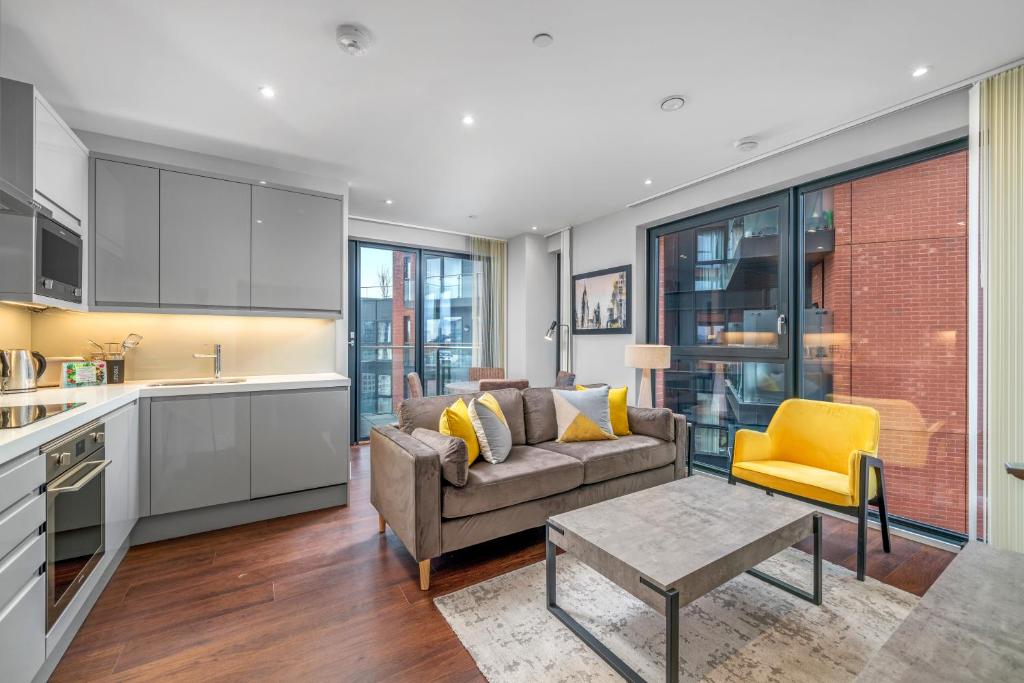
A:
[545,320,572,372]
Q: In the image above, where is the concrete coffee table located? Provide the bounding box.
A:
[546,475,821,683]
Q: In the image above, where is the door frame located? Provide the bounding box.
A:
[348,240,472,443]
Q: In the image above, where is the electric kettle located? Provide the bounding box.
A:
[0,349,47,393]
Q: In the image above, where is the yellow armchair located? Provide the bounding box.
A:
[729,398,890,581]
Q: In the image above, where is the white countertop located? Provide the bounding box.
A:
[0,373,350,466]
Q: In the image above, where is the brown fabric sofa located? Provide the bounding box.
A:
[370,387,688,589]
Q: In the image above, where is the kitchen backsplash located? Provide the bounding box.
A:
[0,304,33,349]
[27,309,337,380]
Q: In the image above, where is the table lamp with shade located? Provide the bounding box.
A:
[624,344,671,408]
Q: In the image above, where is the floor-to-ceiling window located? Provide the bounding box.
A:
[797,147,970,537]
[650,142,970,540]
[350,242,475,441]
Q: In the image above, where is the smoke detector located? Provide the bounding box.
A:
[336,24,372,56]
[734,136,759,153]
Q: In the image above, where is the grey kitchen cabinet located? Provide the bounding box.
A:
[0,575,44,683]
[104,401,139,552]
[251,186,343,312]
[250,387,348,498]
[94,159,160,304]
[150,394,251,515]
[159,170,251,308]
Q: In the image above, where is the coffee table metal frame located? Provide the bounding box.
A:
[545,513,822,683]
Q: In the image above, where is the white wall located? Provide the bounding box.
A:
[570,90,970,394]
[506,233,557,386]
[348,218,470,253]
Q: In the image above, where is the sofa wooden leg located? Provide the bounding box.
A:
[419,559,431,591]
[378,514,386,534]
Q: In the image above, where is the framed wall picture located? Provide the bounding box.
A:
[572,265,632,335]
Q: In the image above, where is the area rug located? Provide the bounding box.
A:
[434,548,916,682]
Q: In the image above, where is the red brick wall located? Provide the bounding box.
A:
[391,252,415,411]
[823,150,969,532]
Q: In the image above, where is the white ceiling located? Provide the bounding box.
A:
[2,1,1022,238]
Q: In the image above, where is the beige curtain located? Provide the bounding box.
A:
[982,64,1024,552]
[470,237,507,369]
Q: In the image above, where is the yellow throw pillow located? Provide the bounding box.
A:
[439,399,481,466]
[578,385,631,436]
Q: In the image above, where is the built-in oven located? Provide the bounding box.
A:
[35,212,83,304]
[43,420,108,630]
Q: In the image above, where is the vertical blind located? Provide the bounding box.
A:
[982,64,1024,552]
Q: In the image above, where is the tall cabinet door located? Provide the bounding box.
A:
[251,186,343,312]
[94,160,160,305]
[159,170,251,307]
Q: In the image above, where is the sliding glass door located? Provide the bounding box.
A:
[650,192,791,472]
[349,243,476,441]
[422,252,476,396]
[351,243,418,441]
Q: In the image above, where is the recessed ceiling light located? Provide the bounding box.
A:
[660,95,685,112]
[532,33,554,48]
[911,66,929,78]
[734,136,759,153]
[643,178,653,186]
[385,199,394,205]
[258,85,275,99]
[462,114,475,126]
[258,180,267,185]
[531,226,538,231]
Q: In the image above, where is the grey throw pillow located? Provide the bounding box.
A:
[469,394,512,464]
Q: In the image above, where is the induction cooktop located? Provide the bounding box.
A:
[0,403,85,429]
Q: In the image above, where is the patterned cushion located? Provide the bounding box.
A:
[552,387,617,442]
[577,384,631,436]
[469,393,513,464]
[439,399,481,466]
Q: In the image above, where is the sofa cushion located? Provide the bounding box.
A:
[522,388,558,444]
[441,445,583,519]
[538,435,676,485]
[412,428,469,487]
[732,459,874,508]
[399,388,526,445]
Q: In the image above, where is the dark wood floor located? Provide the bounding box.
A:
[53,445,956,681]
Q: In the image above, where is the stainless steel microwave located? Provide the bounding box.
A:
[35,213,82,304]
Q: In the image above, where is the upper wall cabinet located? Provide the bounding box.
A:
[89,154,344,317]
[93,159,160,305]
[251,186,343,312]
[34,95,88,229]
[159,170,252,308]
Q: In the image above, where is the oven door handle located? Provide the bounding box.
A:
[48,459,111,493]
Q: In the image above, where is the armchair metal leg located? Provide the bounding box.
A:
[857,456,869,581]
[875,465,892,553]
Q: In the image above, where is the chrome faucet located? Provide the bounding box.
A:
[193,344,222,379]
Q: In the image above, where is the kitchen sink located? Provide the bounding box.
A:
[148,378,247,387]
